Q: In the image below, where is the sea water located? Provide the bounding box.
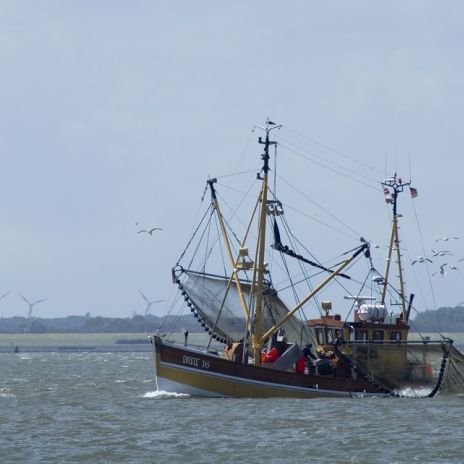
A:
[1,351,464,464]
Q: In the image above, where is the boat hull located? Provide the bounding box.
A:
[151,336,389,398]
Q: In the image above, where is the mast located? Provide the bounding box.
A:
[251,120,281,365]
[380,174,409,320]
[207,178,251,323]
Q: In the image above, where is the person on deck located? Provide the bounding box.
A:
[263,346,280,363]
[295,344,316,373]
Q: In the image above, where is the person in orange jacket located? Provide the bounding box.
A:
[263,346,280,363]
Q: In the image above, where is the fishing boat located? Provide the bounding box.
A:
[150,120,464,398]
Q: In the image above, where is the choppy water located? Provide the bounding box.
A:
[1,351,464,464]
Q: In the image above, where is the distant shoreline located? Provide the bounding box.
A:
[1,332,464,354]
[0,332,154,353]
[0,344,152,354]
[0,331,217,353]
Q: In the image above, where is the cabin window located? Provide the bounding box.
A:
[373,330,384,342]
[358,330,368,341]
[390,331,401,342]
[315,328,324,345]
[335,329,343,339]
[325,328,334,344]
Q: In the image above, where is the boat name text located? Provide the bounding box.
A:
[182,355,210,369]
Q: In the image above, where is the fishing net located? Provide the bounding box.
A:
[440,345,464,395]
[179,270,306,344]
[344,339,464,397]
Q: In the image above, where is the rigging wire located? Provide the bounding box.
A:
[234,128,255,172]
[410,196,438,311]
[276,215,322,317]
[200,210,214,275]
[212,168,258,180]
[278,175,362,239]
[276,134,380,187]
[277,141,380,192]
[215,181,257,241]
[282,125,385,176]
[178,206,215,269]
[343,268,373,323]
[401,246,432,319]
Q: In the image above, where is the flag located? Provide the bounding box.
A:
[410,187,418,199]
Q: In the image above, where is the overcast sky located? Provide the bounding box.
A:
[1,1,463,318]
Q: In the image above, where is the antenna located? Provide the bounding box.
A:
[18,293,47,318]
[138,289,165,316]
[408,152,412,183]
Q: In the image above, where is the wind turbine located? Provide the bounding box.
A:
[18,293,47,318]
[139,290,164,316]
[0,291,10,317]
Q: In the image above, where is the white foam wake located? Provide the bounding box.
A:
[395,386,433,398]
[143,390,190,399]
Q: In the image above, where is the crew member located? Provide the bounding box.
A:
[263,346,280,363]
[295,344,316,373]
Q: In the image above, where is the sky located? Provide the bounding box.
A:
[0,1,463,318]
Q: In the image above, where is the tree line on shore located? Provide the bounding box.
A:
[0,314,200,334]
[1,306,464,334]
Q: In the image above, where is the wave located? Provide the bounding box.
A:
[395,386,433,398]
[143,390,190,399]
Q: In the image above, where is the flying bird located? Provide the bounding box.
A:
[411,256,432,265]
[431,249,453,257]
[432,264,448,277]
[434,236,459,242]
[448,265,459,272]
[137,227,163,235]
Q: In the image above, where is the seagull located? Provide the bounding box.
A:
[434,236,459,242]
[448,264,460,272]
[372,244,389,249]
[137,227,163,235]
[431,249,453,257]
[432,264,448,277]
[411,256,433,265]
